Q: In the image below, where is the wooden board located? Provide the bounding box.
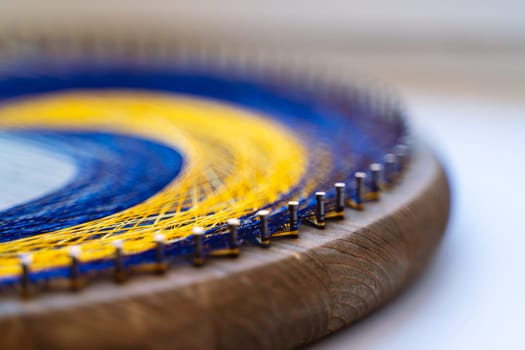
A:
[0,142,450,349]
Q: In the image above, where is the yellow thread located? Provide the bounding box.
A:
[0,91,330,277]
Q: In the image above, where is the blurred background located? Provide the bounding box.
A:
[1,1,524,348]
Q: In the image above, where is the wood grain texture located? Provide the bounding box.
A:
[0,143,450,350]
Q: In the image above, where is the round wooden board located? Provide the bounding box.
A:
[0,142,450,349]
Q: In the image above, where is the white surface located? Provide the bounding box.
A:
[0,135,76,210]
[306,52,525,349]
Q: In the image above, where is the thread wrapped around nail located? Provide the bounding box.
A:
[257,210,271,247]
[192,227,206,266]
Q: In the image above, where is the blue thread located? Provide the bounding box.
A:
[0,59,409,287]
[0,130,184,242]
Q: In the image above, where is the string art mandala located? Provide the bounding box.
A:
[0,53,410,291]
[0,40,453,349]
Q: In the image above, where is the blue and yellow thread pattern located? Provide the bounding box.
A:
[0,62,408,287]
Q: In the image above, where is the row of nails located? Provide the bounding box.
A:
[0,35,403,118]
[14,143,410,297]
